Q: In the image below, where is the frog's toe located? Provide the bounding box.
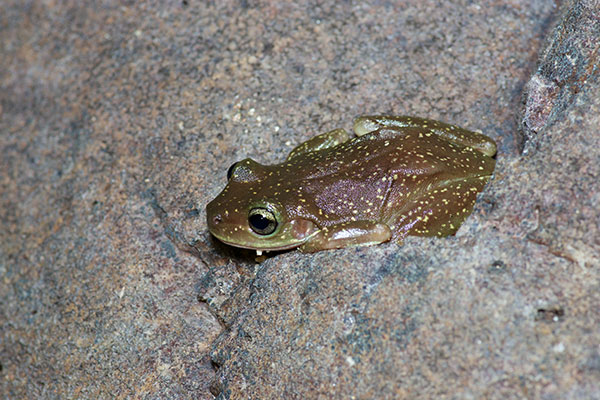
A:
[353,116,381,136]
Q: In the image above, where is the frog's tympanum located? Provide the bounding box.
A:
[206,116,496,253]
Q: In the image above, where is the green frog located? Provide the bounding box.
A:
[206,116,496,253]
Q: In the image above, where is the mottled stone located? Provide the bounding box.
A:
[2,0,598,399]
[523,0,600,150]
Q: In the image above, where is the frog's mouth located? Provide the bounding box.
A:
[211,233,308,252]
[209,218,321,253]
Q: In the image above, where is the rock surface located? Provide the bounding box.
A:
[1,0,599,399]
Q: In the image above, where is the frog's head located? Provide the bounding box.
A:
[206,158,319,252]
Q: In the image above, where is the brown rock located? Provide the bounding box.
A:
[2,1,598,399]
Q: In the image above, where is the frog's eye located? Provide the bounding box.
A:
[248,208,278,235]
[227,162,239,180]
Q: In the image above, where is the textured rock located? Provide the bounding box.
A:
[2,0,598,399]
[523,0,600,148]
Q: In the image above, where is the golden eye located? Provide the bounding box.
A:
[248,208,277,235]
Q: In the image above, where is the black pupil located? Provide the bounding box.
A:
[248,208,277,235]
[249,213,270,230]
[227,162,238,180]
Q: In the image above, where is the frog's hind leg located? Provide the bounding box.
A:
[386,175,492,240]
[354,115,496,157]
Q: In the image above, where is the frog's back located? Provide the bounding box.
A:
[289,127,495,239]
[291,127,493,178]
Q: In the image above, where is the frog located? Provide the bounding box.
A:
[206,115,496,253]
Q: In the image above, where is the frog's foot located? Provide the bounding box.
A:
[353,115,496,157]
[353,116,385,136]
[299,221,392,253]
[287,128,351,160]
[387,175,491,239]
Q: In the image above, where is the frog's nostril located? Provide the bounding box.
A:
[212,215,222,225]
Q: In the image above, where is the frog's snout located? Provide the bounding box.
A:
[207,211,224,236]
[206,198,220,226]
[211,214,222,225]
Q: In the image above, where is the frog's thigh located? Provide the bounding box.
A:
[287,128,351,160]
[353,115,496,157]
[299,221,392,253]
[388,176,491,239]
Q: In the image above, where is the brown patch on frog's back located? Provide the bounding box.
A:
[270,128,494,229]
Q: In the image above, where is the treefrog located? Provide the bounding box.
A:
[206,116,496,253]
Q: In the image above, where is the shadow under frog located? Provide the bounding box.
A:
[206,116,496,253]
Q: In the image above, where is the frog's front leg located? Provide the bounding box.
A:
[287,128,350,160]
[354,115,496,157]
[299,220,392,253]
